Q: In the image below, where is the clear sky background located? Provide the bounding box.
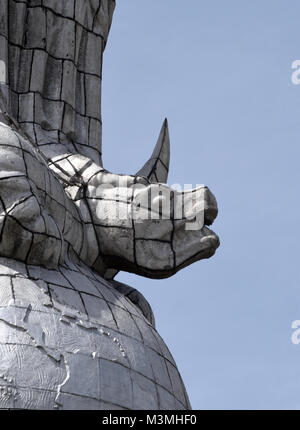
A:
[101,0,300,409]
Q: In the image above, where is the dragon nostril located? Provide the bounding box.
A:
[204,207,218,225]
[203,187,218,225]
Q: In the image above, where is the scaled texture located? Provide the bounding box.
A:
[0,0,219,410]
[0,255,190,409]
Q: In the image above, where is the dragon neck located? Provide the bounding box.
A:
[0,0,115,165]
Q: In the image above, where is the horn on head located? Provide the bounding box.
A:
[136,118,170,183]
[103,119,171,281]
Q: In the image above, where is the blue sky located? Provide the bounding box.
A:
[101,0,300,409]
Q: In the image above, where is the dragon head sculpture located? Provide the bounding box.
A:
[50,117,219,280]
[86,119,219,280]
[0,0,219,280]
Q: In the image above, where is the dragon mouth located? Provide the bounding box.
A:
[202,214,219,248]
[183,194,220,255]
[202,202,219,249]
[204,211,217,226]
[199,226,220,249]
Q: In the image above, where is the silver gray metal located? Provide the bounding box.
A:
[0,0,219,410]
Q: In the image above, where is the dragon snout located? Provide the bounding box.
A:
[180,185,218,228]
[202,187,218,226]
